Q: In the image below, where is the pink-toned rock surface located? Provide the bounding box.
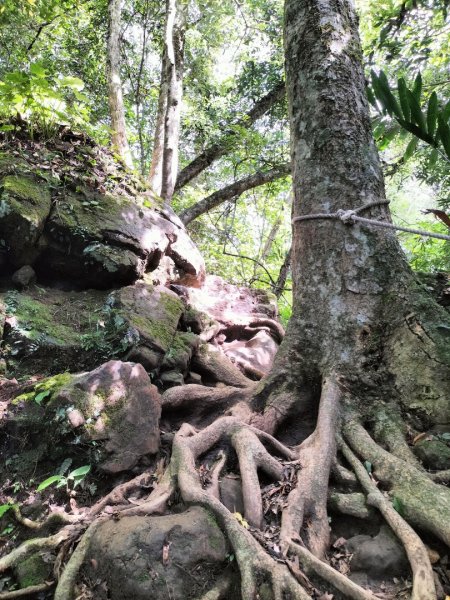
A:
[57,360,161,472]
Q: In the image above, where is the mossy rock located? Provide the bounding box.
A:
[14,553,52,588]
[414,438,450,470]
[161,331,199,372]
[1,286,127,378]
[111,283,184,355]
[0,173,52,269]
[3,361,161,478]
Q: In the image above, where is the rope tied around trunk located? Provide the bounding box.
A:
[293,199,450,241]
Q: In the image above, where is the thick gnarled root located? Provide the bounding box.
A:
[339,435,437,600]
[343,418,450,547]
[172,418,312,599]
[280,374,340,557]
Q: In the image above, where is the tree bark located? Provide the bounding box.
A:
[179,163,291,225]
[273,246,291,298]
[148,46,169,195]
[149,0,186,202]
[106,0,133,169]
[175,81,286,191]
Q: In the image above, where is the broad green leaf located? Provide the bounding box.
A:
[398,118,435,144]
[30,63,46,78]
[404,136,418,161]
[37,475,63,491]
[377,71,402,118]
[397,78,410,122]
[426,92,438,137]
[406,90,427,132]
[60,76,84,91]
[443,101,450,123]
[0,504,12,518]
[412,72,422,102]
[67,465,91,479]
[34,389,51,405]
[437,114,450,158]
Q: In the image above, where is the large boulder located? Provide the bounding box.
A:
[83,507,229,600]
[1,360,161,477]
[1,286,110,377]
[0,137,205,289]
[0,282,187,379]
[0,169,52,270]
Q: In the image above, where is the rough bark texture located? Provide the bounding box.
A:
[273,245,291,298]
[175,81,286,191]
[106,0,133,168]
[258,0,450,425]
[148,46,169,195]
[2,2,450,600]
[179,163,291,225]
[160,0,185,203]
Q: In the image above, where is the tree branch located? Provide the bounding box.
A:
[175,81,286,191]
[180,162,291,225]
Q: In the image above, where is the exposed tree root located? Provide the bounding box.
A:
[2,374,449,600]
[9,504,81,530]
[339,435,437,600]
[343,417,450,546]
[193,572,233,600]
[280,374,340,557]
[54,521,101,600]
[288,541,376,600]
[0,528,77,573]
[371,405,424,468]
[192,343,255,388]
[86,468,155,517]
[328,491,374,519]
[172,420,312,599]
[0,583,54,599]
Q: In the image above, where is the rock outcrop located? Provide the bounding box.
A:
[0,132,205,288]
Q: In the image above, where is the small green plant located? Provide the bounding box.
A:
[37,464,91,492]
[0,62,89,135]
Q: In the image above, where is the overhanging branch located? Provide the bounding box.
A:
[175,81,286,191]
[179,162,291,225]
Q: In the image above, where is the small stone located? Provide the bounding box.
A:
[220,475,244,514]
[12,265,36,289]
[186,371,202,384]
[346,525,408,578]
[67,408,85,428]
[426,546,440,564]
[414,438,450,471]
[160,370,184,387]
[127,345,162,371]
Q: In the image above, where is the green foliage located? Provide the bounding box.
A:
[0,63,89,133]
[400,221,450,272]
[370,70,450,162]
[37,464,91,491]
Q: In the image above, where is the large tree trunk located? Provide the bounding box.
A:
[106,0,133,169]
[251,0,450,580]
